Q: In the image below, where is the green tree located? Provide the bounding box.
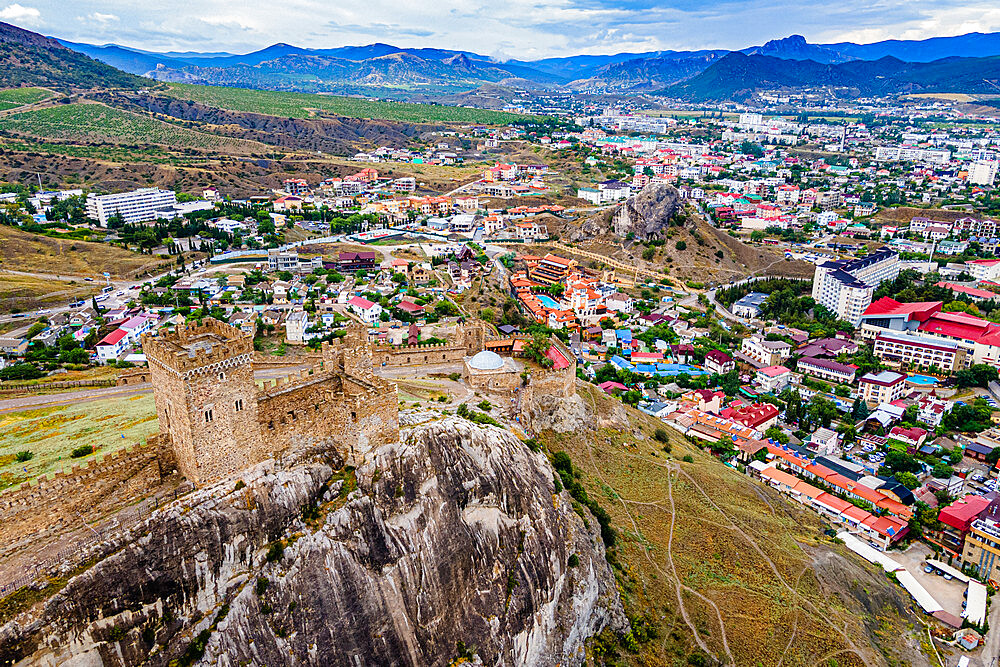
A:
[893,471,919,490]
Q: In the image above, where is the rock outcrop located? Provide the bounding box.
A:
[612,182,682,240]
[0,418,624,666]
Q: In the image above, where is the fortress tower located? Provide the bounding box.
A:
[142,320,260,486]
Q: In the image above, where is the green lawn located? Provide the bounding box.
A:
[164,82,536,124]
[0,394,158,492]
[0,103,266,153]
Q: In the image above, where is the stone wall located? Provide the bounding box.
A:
[368,321,487,368]
[372,342,467,367]
[255,367,399,467]
[0,434,174,555]
[115,369,150,386]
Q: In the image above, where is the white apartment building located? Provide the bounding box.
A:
[858,371,907,406]
[740,334,792,367]
[284,310,309,344]
[811,248,900,326]
[969,160,998,186]
[874,146,951,165]
[86,188,178,226]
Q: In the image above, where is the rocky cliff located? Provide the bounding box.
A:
[0,418,624,666]
[612,182,682,240]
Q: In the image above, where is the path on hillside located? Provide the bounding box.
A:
[573,392,881,665]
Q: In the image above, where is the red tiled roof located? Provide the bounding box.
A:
[862,297,941,319]
[98,329,127,346]
[918,312,999,341]
[939,495,991,532]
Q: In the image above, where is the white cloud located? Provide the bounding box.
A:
[86,11,119,23]
[0,3,41,25]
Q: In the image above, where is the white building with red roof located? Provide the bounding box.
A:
[967,259,1000,282]
[889,426,929,448]
[347,296,383,324]
[755,365,792,394]
[722,402,780,431]
[96,329,129,363]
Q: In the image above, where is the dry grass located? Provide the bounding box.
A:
[537,384,928,666]
[0,274,98,312]
[0,225,172,278]
[0,393,157,492]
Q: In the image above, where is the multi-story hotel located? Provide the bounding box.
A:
[872,331,967,373]
[796,356,857,384]
[812,248,900,326]
[86,188,178,226]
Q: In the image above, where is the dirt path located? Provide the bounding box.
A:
[0,383,152,413]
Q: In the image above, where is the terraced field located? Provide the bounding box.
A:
[0,87,54,108]
[164,82,534,124]
[0,103,267,154]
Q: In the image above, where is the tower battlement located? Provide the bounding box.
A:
[142,319,253,375]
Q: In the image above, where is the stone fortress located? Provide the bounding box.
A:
[144,319,399,486]
[0,317,577,556]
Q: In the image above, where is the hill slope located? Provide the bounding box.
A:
[0,22,145,91]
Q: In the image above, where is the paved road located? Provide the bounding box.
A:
[0,268,173,325]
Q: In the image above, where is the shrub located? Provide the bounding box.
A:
[682,455,694,463]
[15,451,33,462]
[568,554,580,568]
[265,541,284,562]
[255,577,269,596]
[675,240,687,251]
[70,445,94,458]
[477,400,492,412]
[653,429,669,443]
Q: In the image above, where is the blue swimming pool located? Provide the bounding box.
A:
[536,294,559,309]
[907,374,939,386]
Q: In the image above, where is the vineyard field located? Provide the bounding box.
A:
[0,87,54,107]
[0,103,267,154]
[164,83,534,124]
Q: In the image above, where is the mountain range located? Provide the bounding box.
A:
[5,19,1000,103]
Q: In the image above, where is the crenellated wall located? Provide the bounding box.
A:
[0,434,175,554]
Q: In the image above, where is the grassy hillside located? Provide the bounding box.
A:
[0,103,267,154]
[0,394,157,493]
[164,82,535,124]
[540,385,930,666]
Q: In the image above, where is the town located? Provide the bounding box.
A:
[3,18,1000,666]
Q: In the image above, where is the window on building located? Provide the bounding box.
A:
[205,409,214,423]
[235,399,243,412]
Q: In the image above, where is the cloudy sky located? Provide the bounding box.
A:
[3,0,1000,59]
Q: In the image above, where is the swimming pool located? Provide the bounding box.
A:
[536,294,559,309]
[907,374,939,386]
